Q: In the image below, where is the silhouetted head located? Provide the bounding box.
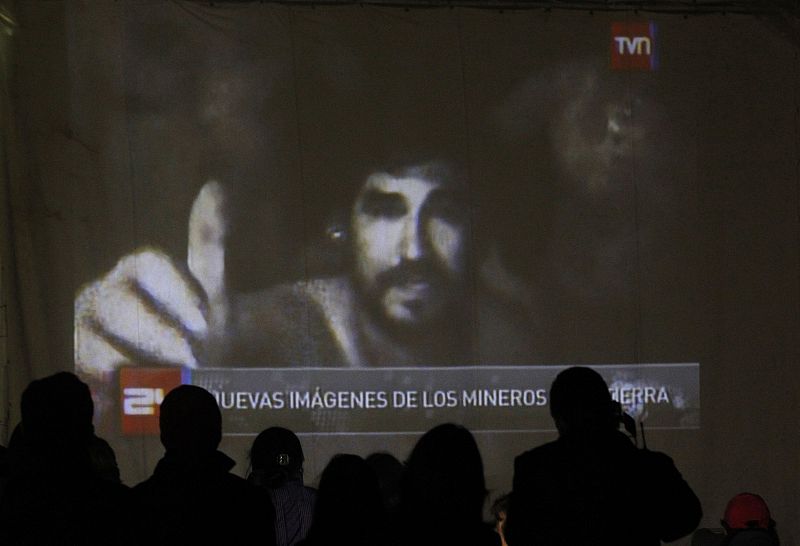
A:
[365,451,404,513]
[159,385,221,453]
[722,493,775,532]
[248,426,304,487]
[402,423,487,527]
[306,453,384,546]
[20,372,94,452]
[549,366,616,436]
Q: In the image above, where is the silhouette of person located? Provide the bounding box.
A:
[297,453,386,546]
[248,427,316,546]
[0,372,133,546]
[0,442,7,500]
[133,384,276,546]
[365,452,404,518]
[719,493,779,546]
[89,434,122,483]
[691,492,780,546]
[396,423,499,546]
[505,366,702,546]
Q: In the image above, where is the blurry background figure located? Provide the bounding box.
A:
[397,423,499,546]
[297,453,386,546]
[249,427,316,546]
[491,493,510,546]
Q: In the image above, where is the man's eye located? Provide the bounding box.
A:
[359,193,407,219]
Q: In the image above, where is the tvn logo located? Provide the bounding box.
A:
[611,22,658,71]
[119,368,187,435]
[614,36,651,56]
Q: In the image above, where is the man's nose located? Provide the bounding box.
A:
[400,217,425,261]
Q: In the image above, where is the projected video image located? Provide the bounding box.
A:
[76,162,525,371]
[72,8,700,435]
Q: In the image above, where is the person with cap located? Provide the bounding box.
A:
[133,384,276,546]
[719,493,779,546]
[505,366,702,546]
[248,427,317,546]
[691,492,780,546]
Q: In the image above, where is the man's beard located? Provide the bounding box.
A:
[355,259,468,344]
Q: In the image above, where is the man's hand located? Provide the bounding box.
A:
[75,181,228,378]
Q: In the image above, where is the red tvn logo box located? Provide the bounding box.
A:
[120,368,186,435]
[611,22,658,71]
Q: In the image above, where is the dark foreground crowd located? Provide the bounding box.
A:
[0,367,779,546]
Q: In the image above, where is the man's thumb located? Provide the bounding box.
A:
[188,180,228,311]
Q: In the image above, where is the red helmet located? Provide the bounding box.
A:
[723,492,772,530]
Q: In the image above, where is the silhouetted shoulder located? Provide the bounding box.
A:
[514,439,560,465]
[634,449,703,542]
[508,433,700,546]
[133,386,276,546]
[1,467,135,546]
[511,438,571,485]
[133,452,275,546]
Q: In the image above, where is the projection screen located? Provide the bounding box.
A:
[8,1,800,537]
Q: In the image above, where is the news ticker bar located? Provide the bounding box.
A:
[120,363,698,435]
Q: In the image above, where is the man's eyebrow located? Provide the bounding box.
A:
[361,188,402,199]
[357,188,407,216]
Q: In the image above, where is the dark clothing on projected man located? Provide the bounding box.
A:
[225,276,533,367]
[505,430,702,546]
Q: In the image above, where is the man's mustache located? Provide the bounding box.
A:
[373,259,445,291]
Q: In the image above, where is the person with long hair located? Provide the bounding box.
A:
[298,454,386,546]
[396,423,499,546]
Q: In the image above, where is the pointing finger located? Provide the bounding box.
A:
[188,181,229,330]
